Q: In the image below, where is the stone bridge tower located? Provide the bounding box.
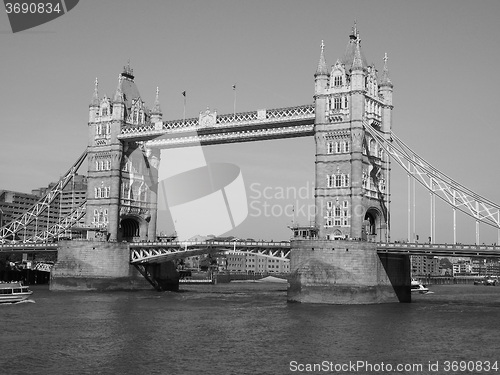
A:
[287,26,406,305]
[86,64,160,242]
[314,25,393,242]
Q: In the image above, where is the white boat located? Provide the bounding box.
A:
[0,282,33,303]
[411,279,430,294]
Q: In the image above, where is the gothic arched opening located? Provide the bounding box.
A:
[332,229,343,240]
[121,218,140,241]
[364,211,376,236]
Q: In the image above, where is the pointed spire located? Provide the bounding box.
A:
[315,40,328,77]
[351,38,364,71]
[91,77,99,106]
[380,52,393,88]
[343,22,366,70]
[114,74,124,103]
[152,86,162,114]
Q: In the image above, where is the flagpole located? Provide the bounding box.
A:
[182,91,186,124]
[232,84,236,116]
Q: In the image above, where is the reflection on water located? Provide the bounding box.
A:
[0,284,499,375]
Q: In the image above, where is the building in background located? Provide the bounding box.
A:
[411,255,440,276]
[222,251,290,274]
[452,260,472,276]
[471,258,500,276]
[0,174,87,240]
[184,250,290,274]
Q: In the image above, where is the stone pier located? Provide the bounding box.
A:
[142,261,180,291]
[287,239,411,304]
[50,241,150,291]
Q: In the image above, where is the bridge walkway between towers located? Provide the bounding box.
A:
[117,104,316,146]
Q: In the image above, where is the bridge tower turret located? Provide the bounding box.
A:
[378,53,394,241]
[150,87,162,124]
[314,40,329,124]
[349,35,367,240]
[313,24,391,242]
[89,78,99,123]
[288,26,404,304]
[85,63,160,242]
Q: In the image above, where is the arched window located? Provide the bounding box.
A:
[333,97,342,110]
[342,141,350,153]
[327,175,334,188]
[342,201,349,226]
[335,174,342,187]
[342,174,350,187]
[327,142,334,154]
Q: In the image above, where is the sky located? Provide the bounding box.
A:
[1,0,500,243]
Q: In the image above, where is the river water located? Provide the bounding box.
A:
[1,283,499,375]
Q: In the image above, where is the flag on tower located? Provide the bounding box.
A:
[232,84,236,90]
[182,91,186,97]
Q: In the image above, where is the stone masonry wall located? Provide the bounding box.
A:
[50,240,150,291]
[288,239,408,304]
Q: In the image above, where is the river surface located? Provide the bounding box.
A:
[1,283,499,375]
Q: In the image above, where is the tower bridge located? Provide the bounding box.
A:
[2,24,500,303]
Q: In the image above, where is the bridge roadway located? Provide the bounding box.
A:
[2,241,500,260]
[129,240,291,264]
[377,242,500,258]
[0,242,58,253]
[130,241,500,263]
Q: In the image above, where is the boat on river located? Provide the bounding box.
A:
[411,279,430,294]
[0,282,33,303]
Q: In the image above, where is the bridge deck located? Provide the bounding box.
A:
[2,241,499,259]
[0,243,58,252]
[129,240,291,264]
[377,242,500,258]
